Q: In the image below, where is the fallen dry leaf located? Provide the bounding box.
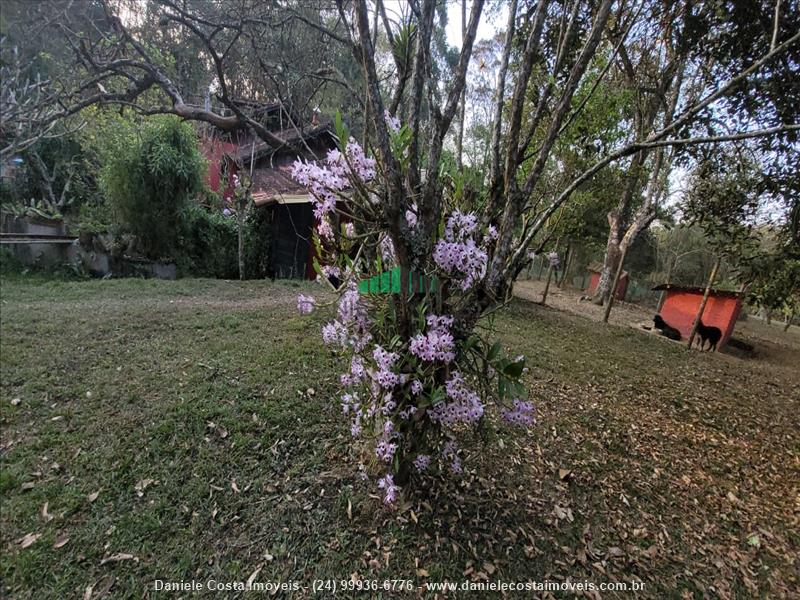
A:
[607,546,625,559]
[100,553,138,565]
[53,535,70,549]
[134,479,155,497]
[231,480,240,494]
[18,533,42,548]
[85,575,115,599]
[246,564,263,588]
[87,490,100,503]
[41,501,53,522]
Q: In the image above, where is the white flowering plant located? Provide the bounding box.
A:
[292,113,534,504]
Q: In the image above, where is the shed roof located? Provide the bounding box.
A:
[227,121,334,162]
[587,261,627,277]
[651,283,743,298]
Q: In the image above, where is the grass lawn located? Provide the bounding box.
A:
[1,277,798,598]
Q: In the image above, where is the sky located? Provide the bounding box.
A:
[442,0,506,48]
[378,1,505,49]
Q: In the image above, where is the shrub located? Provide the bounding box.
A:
[243,207,273,279]
[101,116,205,259]
[292,119,532,504]
[176,203,238,278]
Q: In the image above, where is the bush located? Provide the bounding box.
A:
[101,116,205,259]
[74,200,115,236]
[243,207,273,279]
[174,203,273,279]
[176,203,238,278]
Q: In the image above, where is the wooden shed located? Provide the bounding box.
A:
[200,103,337,279]
[651,284,743,348]
[586,261,628,301]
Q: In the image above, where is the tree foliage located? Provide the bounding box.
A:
[102,116,205,258]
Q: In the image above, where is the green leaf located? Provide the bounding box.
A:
[333,111,349,149]
[504,360,525,379]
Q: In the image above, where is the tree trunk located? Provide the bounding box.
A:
[602,244,628,323]
[558,244,572,288]
[687,256,721,349]
[455,0,466,170]
[593,218,622,305]
[657,257,675,312]
[541,262,555,305]
[237,201,245,280]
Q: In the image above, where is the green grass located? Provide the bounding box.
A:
[1,277,798,598]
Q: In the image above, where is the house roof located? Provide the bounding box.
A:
[227,121,335,162]
[651,283,743,298]
[250,165,310,206]
[587,261,627,277]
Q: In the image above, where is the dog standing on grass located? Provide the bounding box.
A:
[653,314,682,341]
[696,320,722,352]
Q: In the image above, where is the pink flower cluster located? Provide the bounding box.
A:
[321,264,341,280]
[379,234,396,264]
[410,314,455,363]
[375,419,399,463]
[442,440,462,473]
[372,345,400,388]
[413,454,430,472]
[433,210,488,290]
[345,139,376,182]
[321,283,371,351]
[375,439,398,462]
[429,372,484,425]
[501,399,536,426]
[340,356,367,387]
[384,109,401,133]
[405,203,418,229]
[291,159,344,219]
[291,139,375,241]
[297,294,316,315]
[377,474,399,504]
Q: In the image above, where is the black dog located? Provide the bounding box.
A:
[696,319,722,352]
[653,314,681,341]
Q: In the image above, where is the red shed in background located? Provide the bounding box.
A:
[199,102,338,280]
[651,284,743,348]
[586,261,628,301]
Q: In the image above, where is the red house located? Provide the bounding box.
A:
[586,261,628,301]
[651,284,743,348]
[200,102,337,279]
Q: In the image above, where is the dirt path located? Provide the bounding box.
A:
[514,278,800,375]
[513,278,655,327]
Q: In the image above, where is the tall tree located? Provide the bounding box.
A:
[3,0,799,499]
